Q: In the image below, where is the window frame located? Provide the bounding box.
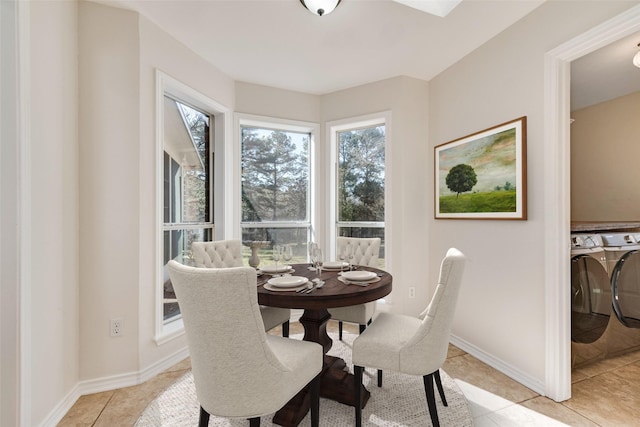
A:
[235,113,321,257]
[327,112,392,269]
[155,71,230,344]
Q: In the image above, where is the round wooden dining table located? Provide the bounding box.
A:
[257,263,392,427]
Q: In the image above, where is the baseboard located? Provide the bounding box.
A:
[39,346,190,426]
[449,333,545,396]
[37,384,81,427]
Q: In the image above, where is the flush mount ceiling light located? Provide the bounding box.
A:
[634,43,640,68]
[300,0,341,16]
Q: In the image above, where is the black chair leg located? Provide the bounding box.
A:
[354,365,363,427]
[434,369,448,406]
[423,373,440,427]
[367,318,372,326]
[377,369,383,387]
[282,320,290,338]
[359,324,366,334]
[310,374,320,427]
[199,406,210,427]
[338,321,343,340]
[249,417,260,427]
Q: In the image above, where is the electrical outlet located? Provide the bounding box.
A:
[409,287,415,298]
[110,318,123,337]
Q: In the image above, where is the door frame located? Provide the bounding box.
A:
[544,4,640,401]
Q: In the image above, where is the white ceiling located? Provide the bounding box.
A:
[104,0,546,94]
[100,0,639,105]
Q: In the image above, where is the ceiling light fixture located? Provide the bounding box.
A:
[300,0,341,16]
[634,43,640,68]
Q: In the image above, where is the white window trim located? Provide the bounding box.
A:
[154,70,231,344]
[234,113,321,243]
[326,111,392,268]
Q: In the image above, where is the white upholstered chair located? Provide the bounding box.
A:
[352,248,466,427]
[191,240,291,337]
[167,261,322,427]
[328,237,381,340]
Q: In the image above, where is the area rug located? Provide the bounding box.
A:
[136,332,472,426]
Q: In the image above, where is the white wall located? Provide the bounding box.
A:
[29,0,79,424]
[428,0,638,392]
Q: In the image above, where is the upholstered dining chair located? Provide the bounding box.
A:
[352,248,466,427]
[329,237,381,340]
[167,261,322,427]
[191,240,291,337]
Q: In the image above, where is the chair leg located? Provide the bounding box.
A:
[434,369,448,407]
[282,320,290,338]
[199,406,210,427]
[354,365,363,427]
[249,417,260,427]
[377,369,383,387]
[338,321,343,340]
[423,373,440,427]
[359,324,366,334]
[310,374,320,427]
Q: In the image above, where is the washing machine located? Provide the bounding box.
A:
[570,234,610,348]
[572,232,640,365]
[603,233,640,330]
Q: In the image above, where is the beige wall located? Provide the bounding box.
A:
[16,0,640,423]
[428,0,637,389]
[29,0,79,424]
[571,91,640,221]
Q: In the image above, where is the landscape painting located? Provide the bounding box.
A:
[435,116,527,220]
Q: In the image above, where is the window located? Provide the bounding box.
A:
[239,116,317,265]
[332,116,387,268]
[162,97,213,323]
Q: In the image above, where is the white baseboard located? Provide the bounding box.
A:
[449,333,545,396]
[39,346,190,426]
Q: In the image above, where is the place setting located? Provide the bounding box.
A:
[257,245,295,277]
[337,270,381,286]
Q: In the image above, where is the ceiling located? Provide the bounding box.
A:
[104,0,546,94]
[571,30,640,111]
[101,0,639,105]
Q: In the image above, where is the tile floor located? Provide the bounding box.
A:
[58,320,640,426]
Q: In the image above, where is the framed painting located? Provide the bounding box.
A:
[434,116,527,220]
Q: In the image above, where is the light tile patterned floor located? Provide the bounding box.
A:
[58,320,640,426]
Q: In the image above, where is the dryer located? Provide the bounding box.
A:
[603,233,640,329]
[570,234,609,346]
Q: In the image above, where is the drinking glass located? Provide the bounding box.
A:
[346,245,354,271]
[273,245,282,272]
[308,242,318,270]
[282,245,293,266]
[314,248,324,278]
[338,246,347,269]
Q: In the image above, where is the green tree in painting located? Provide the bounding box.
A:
[446,163,477,198]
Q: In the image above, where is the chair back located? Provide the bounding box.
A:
[337,237,381,267]
[402,248,466,373]
[167,261,292,416]
[191,239,244,268]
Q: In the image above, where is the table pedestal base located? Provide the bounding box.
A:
[272,309,370,427]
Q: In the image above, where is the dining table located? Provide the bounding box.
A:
[257,262,392,427]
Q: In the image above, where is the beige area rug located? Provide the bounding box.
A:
[136,332,472,426]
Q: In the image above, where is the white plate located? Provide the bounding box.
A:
[340,271,377,281]
[338,276,381,286]
[261,264,293,274]
[323,261,349,270]
[267,276,308,288]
